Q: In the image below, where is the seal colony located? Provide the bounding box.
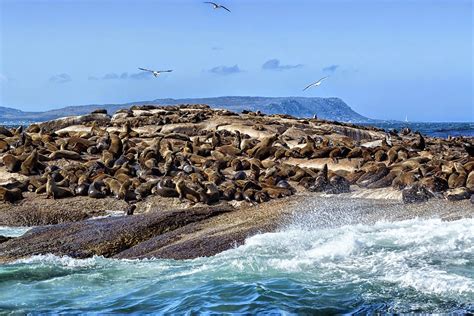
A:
[0,104,473,209]
[0,104,473,262]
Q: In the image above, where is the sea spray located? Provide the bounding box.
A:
[0,218,472,313]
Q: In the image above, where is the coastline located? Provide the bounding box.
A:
[0,104,473,263]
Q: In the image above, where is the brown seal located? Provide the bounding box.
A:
[0,187,23,203]
[46,174,73,199]
[20,149,39,175]
[175,179,200,203]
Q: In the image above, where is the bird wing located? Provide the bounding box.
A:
[139,68,154,73]
[303,82,316,91]
[220,5,231,12]
[204,2,218,5]
[316,76,329,84]
[157,70,173,73]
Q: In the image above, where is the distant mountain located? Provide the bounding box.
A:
[0,96,375,124]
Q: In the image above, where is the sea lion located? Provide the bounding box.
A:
[366,171,397,189]
[347,147,362,160]
[247,134,278,160]
[402,184,433,203]
[411,132,425,151]
[420,176,449,193]
[445,187,471,201]
[175,179,200,203]
[309,164,329,192]
[152,178,179,198]
[20,149,39,175]
[46,174,73,199]
[0,187,23,203]
[104,178,122,198]
[2,154,21,172]
[109,134,123,158]
[326,175,351,193]
[88,180,107,199]
[356,164,390,188]
[49,150,82,160]
[466,171,474,192]
[126,204,136,216]
[299,136,316,157]
[392,171,418,190]
[134,179,160,200]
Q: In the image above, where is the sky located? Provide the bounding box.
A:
[0,0,472,122]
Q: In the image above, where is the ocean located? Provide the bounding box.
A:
[1,218,473,314]
[362,122,474,138]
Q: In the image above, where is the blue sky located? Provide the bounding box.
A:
[0,0,472,121]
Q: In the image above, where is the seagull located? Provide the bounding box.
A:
[303,76,329,91]
[138,68,173,77]
[204,2,231,12]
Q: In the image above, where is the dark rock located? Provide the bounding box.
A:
[0,205,233,263]
[470,194,474,204]
[0,236,12,244]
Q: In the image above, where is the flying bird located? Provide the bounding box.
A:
[138,68,173,77]
[303,76,329,91]
[204,2,231,12]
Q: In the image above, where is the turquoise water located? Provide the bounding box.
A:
[1,218,473,314]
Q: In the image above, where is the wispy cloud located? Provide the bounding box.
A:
[322,64,339,73]
[129,71,153,80]
[209,65,242,75]
[0,73,8,82]
[212,46,223,51]
[262,59,303,71]
[49,73,72,84]
[89,71,153,80]
[102,73,127,80]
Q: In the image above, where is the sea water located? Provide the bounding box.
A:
[1,218,472,314]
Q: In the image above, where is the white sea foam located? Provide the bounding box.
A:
[1,218,472,313]
[0,225,31,237]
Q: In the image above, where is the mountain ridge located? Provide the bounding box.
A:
[0,96,378,123]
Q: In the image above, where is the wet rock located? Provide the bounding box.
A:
[402,184,433,204]
[0,205,233,263]
[0,236,12,244]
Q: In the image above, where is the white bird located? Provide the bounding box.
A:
[138,68,173,77]
[204,2,231,12]
[303,76,329,91]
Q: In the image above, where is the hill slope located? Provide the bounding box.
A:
[0,96,373,123]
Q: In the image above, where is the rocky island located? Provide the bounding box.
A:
[0,104,473,262]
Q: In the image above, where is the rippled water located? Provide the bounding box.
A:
[1,218,473,314]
